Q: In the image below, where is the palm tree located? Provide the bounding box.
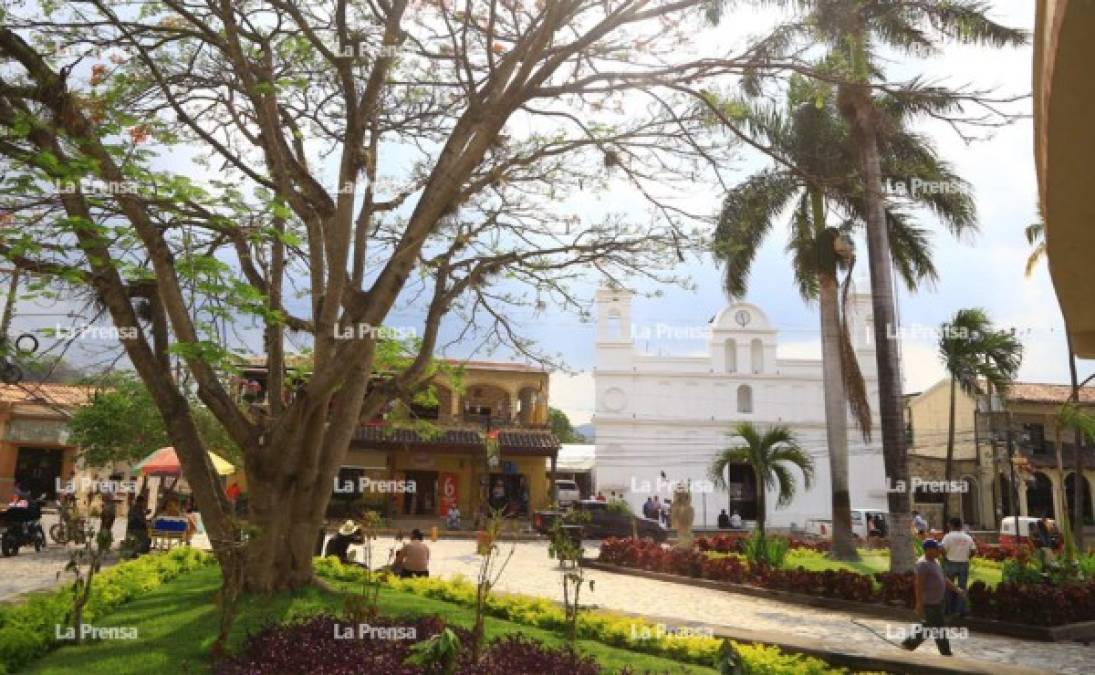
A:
[708,422,815,538]
[713,0,1025,573]
[714,76,975,560]
[937,308,1022,525]
[1024,220,1045,278]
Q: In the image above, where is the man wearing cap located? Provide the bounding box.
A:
[902,538,963,656]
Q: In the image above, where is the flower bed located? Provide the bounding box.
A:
[314,557,857,673]
[600,538,1095,626]
[214,614,603,675]
[0,548,213,674]
[696,533,831,554]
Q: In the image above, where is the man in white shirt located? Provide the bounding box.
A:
[941,517,976,617]
[729,511,743,529]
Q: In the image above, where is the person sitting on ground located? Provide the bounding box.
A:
[397,528,430,578]
[324,520,362,564]
[717,509,730,529]
[901,539,963,657]
[729,510,743,530]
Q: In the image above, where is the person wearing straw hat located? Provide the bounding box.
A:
[324,520,362,564]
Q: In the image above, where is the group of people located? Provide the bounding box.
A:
[323,520,431,578]
[640,495,671,525]
[902,517,977,657]
[716,509,743,529]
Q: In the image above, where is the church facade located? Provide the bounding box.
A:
[592,287,888,529]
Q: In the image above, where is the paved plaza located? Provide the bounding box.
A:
[346,536,1093,675]
[7,528,1091,673]
[0,513,128,603]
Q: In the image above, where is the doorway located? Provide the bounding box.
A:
[487,472,529,517]
[403,471,438,515]
[15,447,64,499]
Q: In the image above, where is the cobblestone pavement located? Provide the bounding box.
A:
[349,537,1093,675]
[0,513,128,603]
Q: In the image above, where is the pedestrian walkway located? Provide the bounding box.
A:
[353,537,1092,675]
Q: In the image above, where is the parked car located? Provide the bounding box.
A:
[533,499,667,542]
[553,479,581,506]
[999,516,1063,553]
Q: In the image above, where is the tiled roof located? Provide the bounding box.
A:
[351,425,559,455]
[351,425,483,451]
[498,430,560,453]
[0,383,96,408]
[1004,382,1095,405]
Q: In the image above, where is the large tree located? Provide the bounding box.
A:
[708,0,1026,571]
[712,74,974,560]
[0,1,783,591]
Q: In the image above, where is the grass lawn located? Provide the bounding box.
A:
[781,549,1003,588]
[26,565,716,675]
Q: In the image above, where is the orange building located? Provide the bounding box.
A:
[0,384,95,502]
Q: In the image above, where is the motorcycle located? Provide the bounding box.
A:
[1,494,48,556]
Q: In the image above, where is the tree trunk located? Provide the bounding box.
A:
[1067,337,1086,547]
[240,466,331,592]
[840,83,914,573]
[818,270,858,560]
[942,377,957,526]
[755,468,766,538]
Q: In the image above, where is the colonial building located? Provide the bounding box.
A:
[905,379,1095,530]
[0,383,95,502]
[343,361,559,521]
[593,287,887,529]
[977,382,1095,528]
[903,381,995,529]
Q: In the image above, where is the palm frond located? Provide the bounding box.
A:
[713,170,800,299]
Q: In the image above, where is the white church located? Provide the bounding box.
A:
[592,286,889,529]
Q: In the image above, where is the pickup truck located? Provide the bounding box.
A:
[533,499,668,542]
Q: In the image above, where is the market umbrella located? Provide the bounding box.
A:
[131,446,236,477]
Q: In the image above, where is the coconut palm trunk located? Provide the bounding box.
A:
[841,81,915,573]
[755,466,767,537]
[943,376,958,525]
[812,189,858,560]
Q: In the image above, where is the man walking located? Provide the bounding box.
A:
[941,517,976,617]
[902,539,963,656]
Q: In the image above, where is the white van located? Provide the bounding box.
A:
[553,479,580,506]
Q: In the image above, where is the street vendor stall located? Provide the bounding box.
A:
[131,446,235,548]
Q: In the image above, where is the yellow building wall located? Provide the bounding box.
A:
[908,379,979,459]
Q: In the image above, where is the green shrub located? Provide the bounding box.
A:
[0,548,213,672]
[742,532,790,568]
[317,561,856,671]
[730,642,849,674]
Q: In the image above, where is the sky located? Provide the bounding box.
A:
[8,1,1081,429]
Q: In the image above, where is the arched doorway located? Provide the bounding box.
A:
[1065,473,1094,525]
[724,464,758,520]
[960,477,978,527]
[1026,472,1055,519]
